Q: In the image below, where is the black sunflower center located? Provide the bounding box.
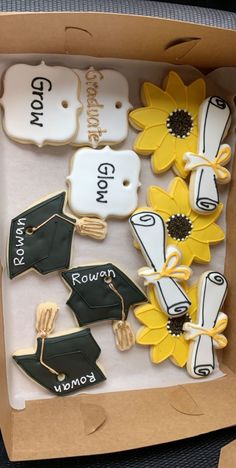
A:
[166,214,192,241]
[167,313,191,337]
[166,109,193,138]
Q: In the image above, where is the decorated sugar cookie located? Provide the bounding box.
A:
[129,211,192,317]
[184,96,231,214]
[1,62,81,146]
[129,71,206,177]
[13,302,106,395]
[62,263,147,351]
[147,178,225,265]
[183,271,228,378]
[67,146,141,219]
[72,67,132,147]
[8,191,107,279]
[135,283,197,367]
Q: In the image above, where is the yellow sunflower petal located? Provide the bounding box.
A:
[191,223,225,244]
[169,177,191,216]
[136,327,168,345]
[187,284,198,322]
[148,185,178,214]
[174,135,198,178]
[147,285,162,309]
[141,82,176,113]
[170,335,189,367]
[175,240,194,266]
[187,78,206,118]
[164,71,187,109]
[186,237,211,263]
[133,125,168,154]
[129,107,168,130]
[151,135,176,173]
[151,334,175,364]
[135,303,168,329]
[193,204,223,231]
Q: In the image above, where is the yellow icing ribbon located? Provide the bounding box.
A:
[184,146,231,183]
[185,317,228,349]
[139,250,191,283]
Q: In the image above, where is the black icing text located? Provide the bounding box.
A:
[96,163,115,204]
[30,77,52,127]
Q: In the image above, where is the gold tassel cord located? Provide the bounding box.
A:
[76,217,107,240]
[36,302,61,376]
[107,281,135,351]
[24,212,107,241]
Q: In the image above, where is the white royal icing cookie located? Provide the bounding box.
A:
[184,96,231,214]
[183,271,228,378]
[1,61,82,146]
[72,67,132,147]
[129,211,192,318]
[67,146,141,219]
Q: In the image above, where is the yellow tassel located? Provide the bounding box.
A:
[76,217,107,240]
[36,302,58,338]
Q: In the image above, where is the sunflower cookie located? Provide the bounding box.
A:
[147,178,225,265]
[135,283,197,367]
[129,70,206,177]
[8,191,107,279]
[1,62,82,146]
[129,210,191,317]
[13,302,106,395]
[72,67,132,147]
[184,96,231,214]
[183,271,228,378]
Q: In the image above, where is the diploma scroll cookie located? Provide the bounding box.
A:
[13,302,106,395]
[67,146,141,219]
[8,191,107,279]
[184,96,231,214]
[129,211,192,318]
[72,67,132,147]
[183,271,228,378]
[62,263,147,351]
[1,62,82,146]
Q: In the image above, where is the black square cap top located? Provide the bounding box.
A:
[62,263,147,326]
[8,192,76,278]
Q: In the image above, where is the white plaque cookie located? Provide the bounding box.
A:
[72,67,132,147]
[1,61,82,146]
[67,146,141,219]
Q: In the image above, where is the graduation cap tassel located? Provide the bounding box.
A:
[36,302,61,377]
[107,281,135,352]
[75,217,107,240]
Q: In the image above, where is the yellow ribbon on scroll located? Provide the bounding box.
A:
[184,317,228,349]
[184,145,231,183]
[138,250,191,284]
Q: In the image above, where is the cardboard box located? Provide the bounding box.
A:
[0,11,236,462]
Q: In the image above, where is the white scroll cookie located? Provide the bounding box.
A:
[184,96,231,214]
[67,146,141,219]
[72,67,132,147]
[129,211,192,317]
[183,271,228,378]
[1,61,82,146]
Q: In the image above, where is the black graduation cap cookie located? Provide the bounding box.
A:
[13,302,106,396]
[8,191,107,279]
[62,263,147,351]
